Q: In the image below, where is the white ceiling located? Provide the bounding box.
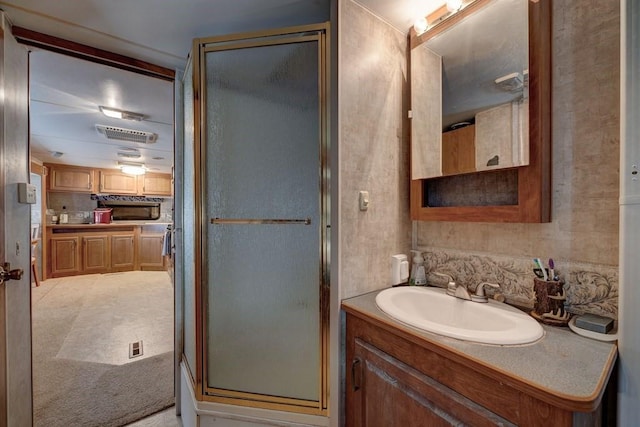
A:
[2,0,438,173]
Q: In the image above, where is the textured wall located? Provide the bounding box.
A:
[417,0,620,266]
[339,0,411,299]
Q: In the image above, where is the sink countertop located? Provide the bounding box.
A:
[342,288,617,408]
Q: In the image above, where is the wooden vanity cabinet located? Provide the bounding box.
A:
[345,311,606,427]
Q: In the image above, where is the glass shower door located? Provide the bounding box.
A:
[201,28,327,412]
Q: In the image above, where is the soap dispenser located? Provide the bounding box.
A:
[410,250,427,285]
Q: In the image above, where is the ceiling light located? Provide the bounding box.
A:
[118,161,147,175]
[117,152,142,159]
[446,0,463,12]
[49,151,64,158]
[414,17,429,35]
[99,106,146,121]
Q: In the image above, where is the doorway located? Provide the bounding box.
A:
[27,47,177,426]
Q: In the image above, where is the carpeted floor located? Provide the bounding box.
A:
[32,271,175,427]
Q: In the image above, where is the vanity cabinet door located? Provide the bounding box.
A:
[348,337,514,427]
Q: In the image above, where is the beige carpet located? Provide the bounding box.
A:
[32,271,175,427]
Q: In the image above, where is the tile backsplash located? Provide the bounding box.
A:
[422,248,618,320]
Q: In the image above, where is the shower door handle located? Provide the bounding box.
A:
[210,218,311,225]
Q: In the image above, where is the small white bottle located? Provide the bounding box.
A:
[410,250,427,285]
[59,206,69,224]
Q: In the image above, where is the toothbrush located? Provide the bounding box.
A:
[548,258,555,280]
[533,258,548,280]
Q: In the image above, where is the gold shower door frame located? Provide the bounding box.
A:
[190,23,330,416]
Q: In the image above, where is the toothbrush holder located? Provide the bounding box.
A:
[531,277,571,326]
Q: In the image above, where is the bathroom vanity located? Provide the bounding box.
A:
[343,290,617,426]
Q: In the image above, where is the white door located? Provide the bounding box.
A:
[0,13,32,426]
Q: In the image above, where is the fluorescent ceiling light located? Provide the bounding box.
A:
[99,106,145,121]
[118,161,146,175]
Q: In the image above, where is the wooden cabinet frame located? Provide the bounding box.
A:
[410,0,551,223]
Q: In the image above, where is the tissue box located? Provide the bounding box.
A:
[575,314,614,334]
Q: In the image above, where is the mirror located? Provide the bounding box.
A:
[411,0,529,180]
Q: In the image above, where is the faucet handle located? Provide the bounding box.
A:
[471,282,501,303]
[431,272,456,295]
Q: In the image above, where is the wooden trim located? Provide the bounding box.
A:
[410,0,552,223]
[343,303,617,414]
[12,26,175,81]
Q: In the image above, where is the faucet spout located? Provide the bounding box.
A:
[453,283,472,301]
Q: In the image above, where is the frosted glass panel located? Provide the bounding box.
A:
[182,59,196,373]
[205,41,320,401]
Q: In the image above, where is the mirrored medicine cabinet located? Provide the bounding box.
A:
[409,0,551,223]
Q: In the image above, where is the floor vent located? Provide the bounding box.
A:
[129,341,144,359]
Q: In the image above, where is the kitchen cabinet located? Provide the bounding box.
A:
[343,296,616,427]
[82,234,109,274]
[99,170,138,194]
[110,233,136,271]
[50,235,81,276]
[140,172,172,196]
[48,164,95,193]
[138,234,165,270]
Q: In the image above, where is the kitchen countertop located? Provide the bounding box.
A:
[342,288,617,411]
[47,221,171,228]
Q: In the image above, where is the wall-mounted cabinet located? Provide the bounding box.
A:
[46,163,172,196]
[139,173,172,196]
[409,0,551,223]
[99,170,138,194]
[48,164,95,193]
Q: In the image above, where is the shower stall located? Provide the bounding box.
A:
[181,23,330,416]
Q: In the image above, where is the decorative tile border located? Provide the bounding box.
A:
[420,248,618,320]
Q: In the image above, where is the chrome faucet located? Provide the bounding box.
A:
[432,272,472,301]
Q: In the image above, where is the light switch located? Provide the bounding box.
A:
[359,191,369,211]
[18,183,37,204]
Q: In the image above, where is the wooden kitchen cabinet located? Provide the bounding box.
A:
[48,164,95,193]
[82,234,109,274]
[138,234,165,270]
[140,172,172,196]
[110,233,136,271]
[99,170,138,194]
[50,235,81,276]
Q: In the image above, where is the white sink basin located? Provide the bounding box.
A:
[375,287,544,345]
